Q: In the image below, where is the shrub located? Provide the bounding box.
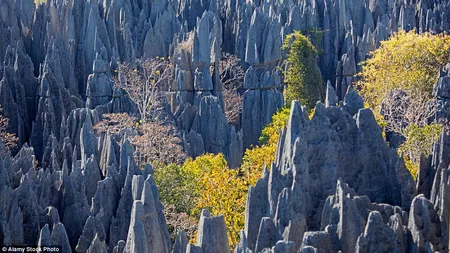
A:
[156,154,247,247]
[217,53,244,125]
[193,155,247,247]
[155,109,292,248]
[282,31,323,109]
[94,113,186,167]
[398,123,443,179]
[259,107,291,145]
[358,31,450,133]
[223,88,242,125]
[116,57,174,123]
[154,163,197,214]
[163,204,198,244]
[358,31,450,179]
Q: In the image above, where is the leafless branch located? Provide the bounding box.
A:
[164,204,198,241]
[0,106,18,153]
[116,58,174,123]
[94,113,136,136]
[131,122,187,167]
[214,53,244,125]
[218,53,245,90]
[380,90,437,135]
[223,88,242,125]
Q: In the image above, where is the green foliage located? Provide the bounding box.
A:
[154,164,197,214]
[193,155,247,247]
[282,31,324,109]
[259,107,291,145]
[149,109,293,247]
[155,108,292,248]
[398,123,444,179]
[155,154,247,248]
[358,30,450,110]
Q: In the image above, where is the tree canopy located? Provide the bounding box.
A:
[358,30,450,111]
[282,31,323,109]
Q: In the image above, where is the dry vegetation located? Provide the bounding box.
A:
[94,113,136,135]
[116,58,174,123]
[131,121,187,167]
[218,53,244,125]
[0,106,18,153]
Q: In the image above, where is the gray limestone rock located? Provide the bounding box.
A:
[343,86,364,116]
[113,240,126,253]
[186,244,203,253]
[245,170,270,251]
[87,233,108,253]
[301,232,334,253]
[355,211,399,253]
[4,0,450,252]
[241,67,283,147]
[173,231,188,253]
[325,81,337,108]
[408,194,448,252]
[50,223,72,253]
[38,224,51,248]
[76,215,107,253]
[196,209,230,253]
[255,218,281,253]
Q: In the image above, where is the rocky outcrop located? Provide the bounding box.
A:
[241,67,284,147]
[239,92,417,252]
[432,64,450,124]
[2,0,450,252]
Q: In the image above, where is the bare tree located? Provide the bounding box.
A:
[380,90,437,135]
[223,88,242,125]
[131,121,187,167]
[215,53,244,125]
[116,57,174,123]
[0,106,18,153]
[164,204,198,242]
[94,113,136,135]
[218,53,245,90]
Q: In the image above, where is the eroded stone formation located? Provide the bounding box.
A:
[1,0,450,252]
[237,87,448,252]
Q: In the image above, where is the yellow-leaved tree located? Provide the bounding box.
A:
[359,30,450,111]
[155,108,292,248]
[241,107,291,186]
[180,154,247,247]
[358,30,450,178]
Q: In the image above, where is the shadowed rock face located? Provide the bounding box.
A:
[1,0,450,252]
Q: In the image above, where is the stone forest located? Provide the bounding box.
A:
[0,0,450,252]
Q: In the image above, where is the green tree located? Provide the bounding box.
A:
[155,108,293,248]
[154,163,197,214]
[282,31,324,109]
